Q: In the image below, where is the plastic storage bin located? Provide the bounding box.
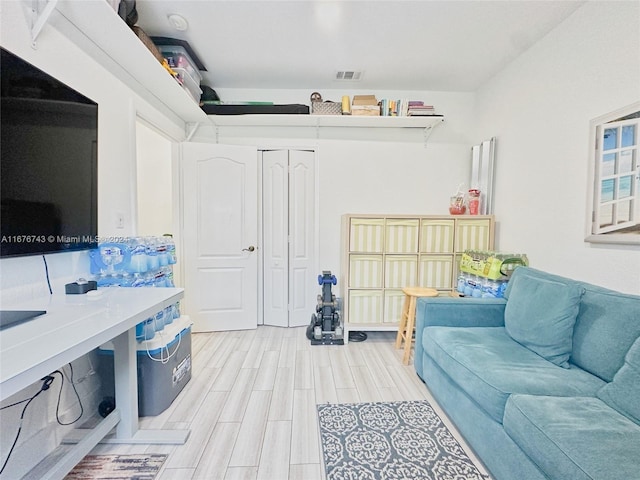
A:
[173,67,202,103]
[158,45,202,103]
[158,46,201,79]
[98,316,193,416]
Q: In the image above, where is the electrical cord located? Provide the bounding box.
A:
[42,255,53,294]
[52,366,83,426]
[0,376,54,476]
[348,331,368,342]
[0,364,85,475]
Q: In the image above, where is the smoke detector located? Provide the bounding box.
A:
[335,71,363,81]
[168,13,189,31]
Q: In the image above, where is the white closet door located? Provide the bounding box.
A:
[262,149,316,327]
[288,150,315,327]
[262,150,289,327]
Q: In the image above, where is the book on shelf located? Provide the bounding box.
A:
[380,99,437,117]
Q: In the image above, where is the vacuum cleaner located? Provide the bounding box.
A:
[306,271,344,345]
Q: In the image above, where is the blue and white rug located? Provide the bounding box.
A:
[317,400,491,480]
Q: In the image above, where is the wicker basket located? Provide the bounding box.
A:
[131,26,165,65]
[311,101,342,115]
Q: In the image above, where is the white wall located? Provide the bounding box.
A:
[192,89,476,296]
[0,2,186,477]
[473,1,640,293]
[136,121,173,236]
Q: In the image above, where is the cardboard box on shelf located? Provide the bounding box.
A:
[351,95,380,116]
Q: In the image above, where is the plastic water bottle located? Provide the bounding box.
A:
[482,279,500,298]
[164,235,177,265]
[136,318,155,341]
[157,238,169,267]
[463,275,474,296]
[128,237,148,273]
[471,276,483,298]
[153,269,167,287]
[146,237,159,271]
[457,273,466,294]
[153,310,165,332]
[497,281,508,298]
[131,273,146,287]
[164,267,175,287]
[120,272,133,287]
[163,306,174,326]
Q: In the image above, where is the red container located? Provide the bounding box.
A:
[468,189,481,215]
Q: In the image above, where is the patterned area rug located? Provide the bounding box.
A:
[317,401,491,480]
[64,454,167,480]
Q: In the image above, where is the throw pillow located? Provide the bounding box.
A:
[504,273,584,368]
[597,336,640,423]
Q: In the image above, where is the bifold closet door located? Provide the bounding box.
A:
[262,149,315,327]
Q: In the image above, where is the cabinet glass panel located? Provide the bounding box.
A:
[385,219,419,253]
[384,255,418,288]
[348,290,383,324]
[420,219,455,253]
[349,218,385,253]
[455,219,492,252]
[348,255,383,288]
[418,255,454,289]
[384,289,405,323]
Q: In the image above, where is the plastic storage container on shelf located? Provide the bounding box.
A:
[158,45,202,102]
[173,67,202,103]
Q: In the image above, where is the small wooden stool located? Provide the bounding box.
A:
[395,286,439,365]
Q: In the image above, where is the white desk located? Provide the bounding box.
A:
[0,287,190,479]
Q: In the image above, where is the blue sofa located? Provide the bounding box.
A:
[414,267,640,480]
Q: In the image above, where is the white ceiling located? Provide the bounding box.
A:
[135,0,584,93]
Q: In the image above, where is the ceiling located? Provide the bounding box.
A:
[134,0,584,93]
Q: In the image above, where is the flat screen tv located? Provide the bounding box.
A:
[1,47,98,257]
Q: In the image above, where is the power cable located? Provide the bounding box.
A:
[0,376,54,475]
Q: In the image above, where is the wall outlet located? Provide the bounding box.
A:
[115,212,125,229]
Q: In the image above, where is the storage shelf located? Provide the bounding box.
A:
[341,214,494,343]
[44,1,444,134]
[208,114,444,129]
[50,0,208,125]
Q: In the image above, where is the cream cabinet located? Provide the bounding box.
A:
[341,214,494,340]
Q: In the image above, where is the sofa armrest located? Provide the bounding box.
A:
[414,297,506,374]
[416,296,507,329]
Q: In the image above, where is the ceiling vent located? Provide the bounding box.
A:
[335,71,363,81]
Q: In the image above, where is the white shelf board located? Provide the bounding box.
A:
[208,114,444,129]
[50,0,208,125]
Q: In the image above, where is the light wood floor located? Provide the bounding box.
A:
[89,325,488,479]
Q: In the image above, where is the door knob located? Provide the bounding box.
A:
[242,246,256,252]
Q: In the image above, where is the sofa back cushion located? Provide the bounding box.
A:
[571,287,640,382]
[504,268,584,368]
[597,336,640,423]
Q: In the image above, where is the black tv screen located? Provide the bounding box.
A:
[1,48,98,257]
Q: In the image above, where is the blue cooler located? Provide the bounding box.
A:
[98,316,192,416]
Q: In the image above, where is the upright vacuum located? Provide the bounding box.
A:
[306,271,344,345]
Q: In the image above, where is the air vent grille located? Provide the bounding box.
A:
[335,71,362,81]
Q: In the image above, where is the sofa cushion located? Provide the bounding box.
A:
[423,326,604,423]
[597,336,640,423]
[504,269,584,368]
[504,395,640,480]
[571,287,640,381]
